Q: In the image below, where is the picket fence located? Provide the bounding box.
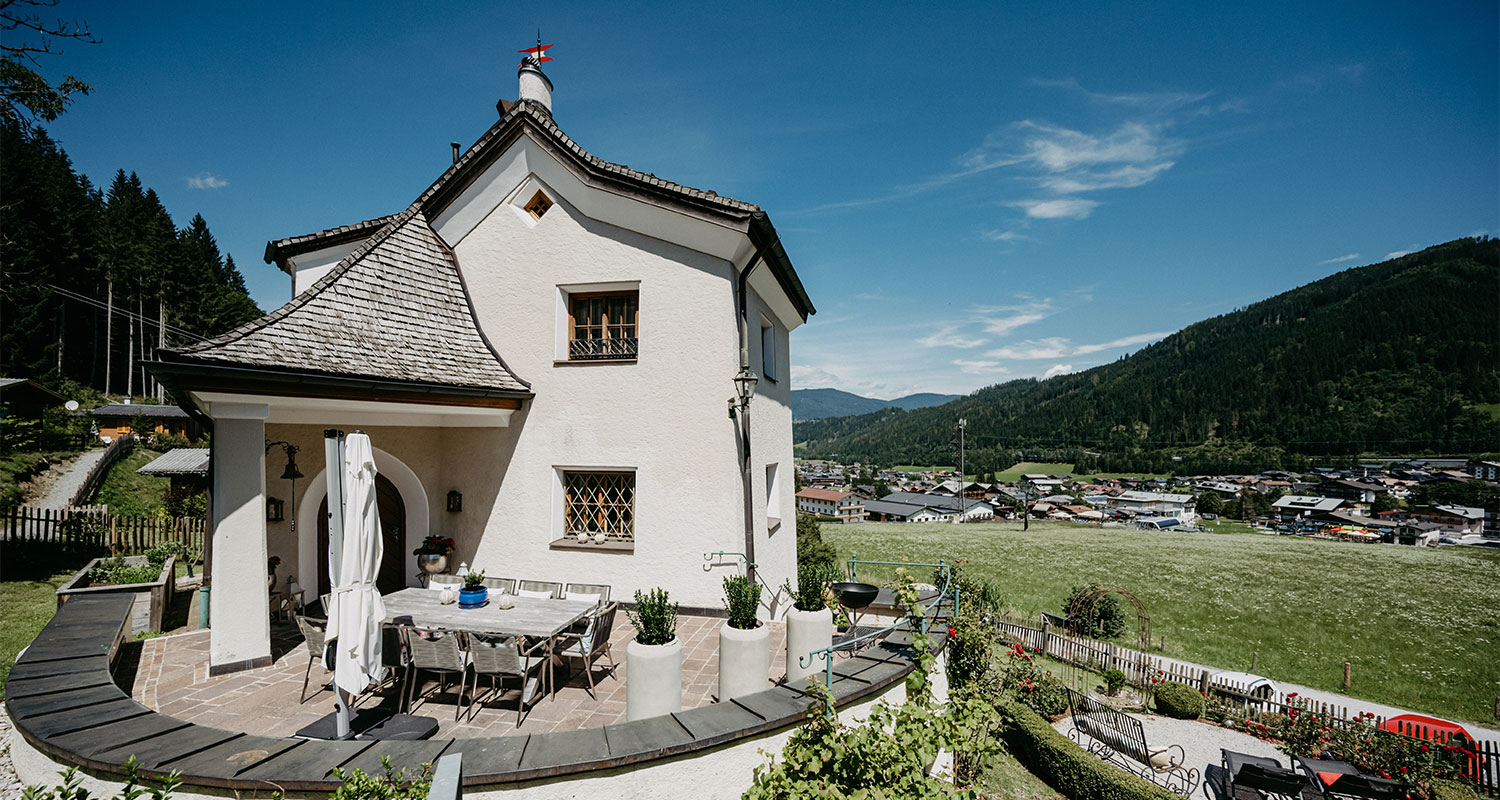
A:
[991,610,1498,794]
[1,505,204,557]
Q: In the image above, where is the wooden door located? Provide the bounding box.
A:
[317,473,407,597]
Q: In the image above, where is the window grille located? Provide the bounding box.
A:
[564,471,635,540]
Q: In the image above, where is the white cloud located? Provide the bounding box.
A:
[1042,364,1074,379]
[975,297,1054,335]
[981,229,1028,243]
[1012,198,1099,220]
[187,172,228,190]
[1030,78,1214,113]
[790,365,840,388]
[955,359,1011,376]
[1383,250,1412,260]
[986,330,1174,360]
[918,325,987,349]
[1319,253,1360,264]
[981,311,1048,335]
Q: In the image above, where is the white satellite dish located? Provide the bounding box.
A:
[64,400,80,411]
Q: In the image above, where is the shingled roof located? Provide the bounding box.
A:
[164,208,528,394]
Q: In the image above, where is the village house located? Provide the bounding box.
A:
[1109,490,1196,520]
[89,402,196,442]
[794,487,865,523]
[150,58,814,674]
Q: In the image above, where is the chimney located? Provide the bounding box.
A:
[451,142,461,164]
[516,55,553,117]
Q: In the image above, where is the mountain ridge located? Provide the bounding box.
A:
[794,238,1500,474]
[792,388,961,420]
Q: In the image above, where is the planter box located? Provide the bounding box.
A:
[626,637,682,721]
[785,607,832,686]
[56,555,175,636]
[718,622,770,702]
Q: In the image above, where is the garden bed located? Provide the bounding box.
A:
[56,554,175,635]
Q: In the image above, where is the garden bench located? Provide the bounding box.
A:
[1065,687,1199,796]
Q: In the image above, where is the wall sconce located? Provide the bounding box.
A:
[265,440,304,532]
[266,497,285,522]
[446,490,463,513]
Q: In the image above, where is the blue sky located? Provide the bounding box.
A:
[35,1,1499,399]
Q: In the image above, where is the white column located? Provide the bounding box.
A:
[208,402,271,673]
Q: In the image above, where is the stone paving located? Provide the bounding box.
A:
[131,614,788,739]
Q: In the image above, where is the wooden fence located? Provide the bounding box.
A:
[1,505,204,558]
[69,434,135,507]
[991,610,1498,794]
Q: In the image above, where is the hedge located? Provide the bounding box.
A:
[1153,681,1204,719]
[1431,779,1482,800]
[999,701,1178,800]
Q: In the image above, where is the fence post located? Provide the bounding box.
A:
[1251,651,1258,672]
[1198,669,1210,693]
[1343,661,1351,689]
[1039,617,1052,659]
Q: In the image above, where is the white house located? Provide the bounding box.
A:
[795,488,866,523]
[150,58,815,674]
[1110,490,1196,520]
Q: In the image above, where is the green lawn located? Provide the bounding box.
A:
[823,520,1500,725]
[891,464,955,473]
[0,551,92,694]
[95,446,169,516]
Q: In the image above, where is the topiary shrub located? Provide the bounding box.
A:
[999,701,1177,800]
[1102,668,1127,696]
[1153,681,1204,719]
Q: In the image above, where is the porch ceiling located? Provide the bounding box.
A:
[191,390,516,427]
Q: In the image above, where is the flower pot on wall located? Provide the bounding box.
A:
[785,607,833,686]
[626,637,682,721]
[718,622,770,702]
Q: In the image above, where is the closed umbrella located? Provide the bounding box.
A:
[322,429,386,739]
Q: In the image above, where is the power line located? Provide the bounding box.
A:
[44,284,210,342]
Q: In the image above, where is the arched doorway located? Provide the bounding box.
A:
[317,473,407,596]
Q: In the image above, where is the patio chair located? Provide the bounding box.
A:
[563,583,611,605]
[517,579,562,599]
[398,626,469,720]
[1222,749,1306,800]
[427,574,462,591]
[553,601,619,699]
[462,632,549,725]
[295,614,330,703]
[480,576,516,594]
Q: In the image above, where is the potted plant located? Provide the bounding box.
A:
[626,587,680,721]
[718,575,768,701]
[413,535,456,576]
[459,570,487,608]
[783,562,839,685]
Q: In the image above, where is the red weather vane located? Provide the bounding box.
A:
[518,35,554,68]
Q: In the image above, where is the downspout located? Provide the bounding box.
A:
[734,251,763,587]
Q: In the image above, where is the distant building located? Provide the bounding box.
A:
[1468,460,1500,482]
[0,377,64,424]
[1110,491,1195,519]
[1272,495,1344,520]
[795,488,865,523]
[90,403,195,443]
[1407,504,1484,535]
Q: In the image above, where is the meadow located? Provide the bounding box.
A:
[821,520,1500,725]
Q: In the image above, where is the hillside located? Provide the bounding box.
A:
[795,238,1500,473]
[792,388,960,420]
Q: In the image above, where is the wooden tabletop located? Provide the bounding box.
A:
[380,588,595,639]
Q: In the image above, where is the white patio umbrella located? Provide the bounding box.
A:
[322,429,386,739]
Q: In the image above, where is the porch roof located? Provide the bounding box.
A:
[155,209,530,403]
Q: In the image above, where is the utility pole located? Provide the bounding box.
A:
[957,418,967,523]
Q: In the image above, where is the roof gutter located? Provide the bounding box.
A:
[747,212,815,323]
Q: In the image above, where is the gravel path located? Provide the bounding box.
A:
[1054,711,1283,798]
[31,449,107,510]
[1,705,22,799]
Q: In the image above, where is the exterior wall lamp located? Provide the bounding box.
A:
[265,441,304,532]
[266,496,285,522]
[729,366,758,418]
[447,490,463,513]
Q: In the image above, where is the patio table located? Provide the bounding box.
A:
[381,588,595,639]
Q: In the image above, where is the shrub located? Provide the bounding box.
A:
[1063,585,1127,639]
[628,587,679,645]
[1102,668,1127,696]
[999,700,1178,800]
[795,512,837,570]
[1153,681,1204,719]
[945,606,998,693]
[25,758,182,799]
[329,757,434,800]
[722,574,761,629]
[938,558,1006,613]
[1001,642,1068,718]
[785,560,841,612]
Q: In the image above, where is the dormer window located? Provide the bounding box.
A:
[569,291,638,360]
[524,190,554,220]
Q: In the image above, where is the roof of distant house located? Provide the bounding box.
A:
[1272,495,1344,512]
[796,488,853,502]
[91,403,190,419]
[862,499,937,517]
[1115,490,1193,503]
[137,448,210,476]
[0,377,65,402]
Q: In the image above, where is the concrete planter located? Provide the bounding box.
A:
[626,637,682,721]
[718,622,769,702]
[785,607,832,686]
[57,555,176,635]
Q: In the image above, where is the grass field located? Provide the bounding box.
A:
[822,520,1500,724]
[96,447,169,516]
[992,461,1169,482]
[0,552,93,694]
[891,464,955,473]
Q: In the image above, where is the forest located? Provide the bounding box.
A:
[0,115,262,398]
[795,239,1500,474]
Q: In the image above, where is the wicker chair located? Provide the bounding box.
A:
[481,576,516,594]
[295,614,330,703]
[462,632,550,725]
[427,574,462,591]
[399,626,469,719]
[563,583,611,605]
[516,580,562,599]
[553,602,620,698]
